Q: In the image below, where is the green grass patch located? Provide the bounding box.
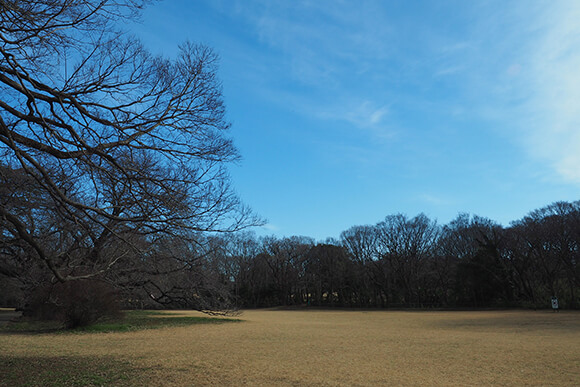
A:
[0,355,146,387]
[0,311,62,333]
[0,309,241,334]
[77,310,241,333]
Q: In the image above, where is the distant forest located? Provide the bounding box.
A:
[202,200,580,310]
[2,200,579,313]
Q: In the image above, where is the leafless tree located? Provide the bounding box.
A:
[375,213,439,306]
[340,225,378,264]
[340,225,380,306]
[261,236,314,305]
[0,0,261,304]
[511,201,580,308]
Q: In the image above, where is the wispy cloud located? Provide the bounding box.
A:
[418,193,450,206]
[523,2,580,183]
[218,0,580,185]
[317,100,391,131]
[221,1,397,119]
[425,1,580,185]
[260,223,279,233]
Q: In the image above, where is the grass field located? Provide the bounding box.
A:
[1,309,579,386]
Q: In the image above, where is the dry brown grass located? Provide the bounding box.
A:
[2,309,579,386]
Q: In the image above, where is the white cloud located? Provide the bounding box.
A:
[521,1,580,184]
[418,194,449,206]
[261,223,279,232]
[434,66,464,77]
[313,99,394,142]
[369,106,389,125]
[218,0,580,186]
[225,1,397,87]
[438,1,580,185]
[344,101,389,129]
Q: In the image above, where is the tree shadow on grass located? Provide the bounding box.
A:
[0,310,242,334]
[433,311,580,333]
[0,355,149,387]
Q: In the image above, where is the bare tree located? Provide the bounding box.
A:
[376,213,439,306]
[0,0,261,311]
[305,243,352,306]
[340,225,378,264]
[340,225,380,306]
[261,236,314,305]
[510,201,580,308]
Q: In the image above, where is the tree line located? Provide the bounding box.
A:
[3,198,578,321]
[204,201,580,310]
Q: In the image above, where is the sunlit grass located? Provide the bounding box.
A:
[1,309,579,386]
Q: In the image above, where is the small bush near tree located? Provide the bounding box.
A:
[24,279,121,329]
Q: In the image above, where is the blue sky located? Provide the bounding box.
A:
[133,0,580,241]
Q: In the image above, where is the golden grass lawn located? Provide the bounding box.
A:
[2,309,579,386]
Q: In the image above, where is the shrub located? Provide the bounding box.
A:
[24,279,121,328]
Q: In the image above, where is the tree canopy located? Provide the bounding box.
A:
[0,0,261,321]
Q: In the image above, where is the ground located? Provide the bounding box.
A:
[1,309,579,386]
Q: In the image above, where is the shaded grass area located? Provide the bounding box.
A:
[0,310,240,386]
[0,309,241,334]
[433,311,580,333]
[0,355,146,387]
[76,310,241,333]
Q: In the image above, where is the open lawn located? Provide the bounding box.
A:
[1,309,579,386]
